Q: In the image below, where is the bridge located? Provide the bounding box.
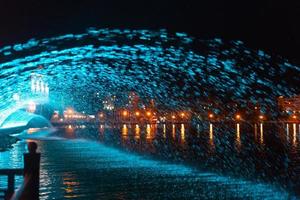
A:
[0,73,51,133]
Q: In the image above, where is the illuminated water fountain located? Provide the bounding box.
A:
[0,28,299,122]
[0,28,300,199]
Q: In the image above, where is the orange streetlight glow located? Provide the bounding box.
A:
[208,113,214,119]
[292,115,297,119]
[180,112,185,118]
[99,113,104,118]
[171,115,176,119]
[235,114,241,120]
[146,111,151,117]
[259,115,264,120]
[67,108,73,114]
[135,111,140,116]
[123,110,128,117]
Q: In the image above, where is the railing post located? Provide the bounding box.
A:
[21,142,40,200]
[4,174,15,200]
[7,174,15,195]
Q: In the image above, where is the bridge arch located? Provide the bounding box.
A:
[1,109,51,129]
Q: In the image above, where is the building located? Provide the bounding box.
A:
[103,95,115,111]
[31,73,49,96]
[278,95,300,114]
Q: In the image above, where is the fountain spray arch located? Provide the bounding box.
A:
[0,28,299,127]
[0,28,299,199]
[0,72,50,129]
[1,109,51,129]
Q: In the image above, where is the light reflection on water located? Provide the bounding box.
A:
[146,124,152,141]
[1,122,300,199]
[235,123,241,151]
[209,123,215,152]
[172,124,176,139]
[0,27,299,199]
[0,142,26,190]
[293,123,297,147]
[163,124,166,138]
[134,124,140,140]
[122,124,128,140]
[180,124,185,144]
[260,123,264,145]
[63,172,80,199]
[66,125,75,139]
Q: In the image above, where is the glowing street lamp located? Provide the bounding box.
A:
[171,115,176,120]
[235,114,241,121]
[67,108,73,114]
[135,111,140,117]
[180,112,185,118]
[99,113,104,118]
[259,115,265,120]
[208,113,214,119]
[146,111,152,117]
[123,110,128,117]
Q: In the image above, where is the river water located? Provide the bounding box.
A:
[0,122,299,199]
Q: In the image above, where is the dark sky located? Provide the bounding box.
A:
[0,0,299,64]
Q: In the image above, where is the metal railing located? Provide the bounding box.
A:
[0,169,23,199]
[0,142,40,200]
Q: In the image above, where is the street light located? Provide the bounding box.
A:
[180,112,185,118]
[235,114,241,121]
[259,115,264,120]
[146,111,152,117]
[67,108,73,114]
[123,110,128,117]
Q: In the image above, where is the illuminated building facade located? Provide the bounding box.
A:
[31,73,49,96]
[103,96,115,111]
[278,95,300,114]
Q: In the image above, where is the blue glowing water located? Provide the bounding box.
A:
[0,28,299,199]
[1,121,300,199]
[0,135,293,199]
[0,28,299,122]
[1,110,51,129]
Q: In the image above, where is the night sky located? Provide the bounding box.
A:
[0,0,299,64]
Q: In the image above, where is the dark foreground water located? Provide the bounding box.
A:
[1,122,300,199]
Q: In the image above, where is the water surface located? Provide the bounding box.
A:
[1,122,299,199]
